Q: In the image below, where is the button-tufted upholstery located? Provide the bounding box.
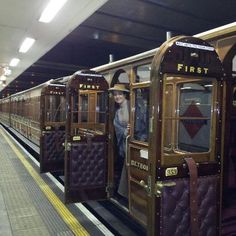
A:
[69,142,106,188]
[43,130,65,162]
[161,175,219,236]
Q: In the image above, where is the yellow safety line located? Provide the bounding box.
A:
[0,129,89,236]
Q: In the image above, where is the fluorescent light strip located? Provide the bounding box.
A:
[9,58,20,67]
[19,37,35,53]
[39,0,68,23]
[0,75,6,81]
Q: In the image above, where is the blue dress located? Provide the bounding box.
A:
[113,103,129,198]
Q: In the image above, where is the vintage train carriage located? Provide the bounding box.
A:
[198,24,236,203]
[40,81,66,173]
[146,36,224,236]
[10,83,44,145]
[84,24,236,235]
[0,80,67,173]
[0,22,235,236]
[63,70,109,203]
[0,96,11,126]
[62,36,224,235]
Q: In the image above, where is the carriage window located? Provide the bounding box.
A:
[233,86,236,106]
[96,92,107,123]
[45,95,66,122]
[178,82,212,152]
[135,64,151,82]
[79,94,88,122]
[232,55,236,77]
[163,78,214,154]
[78,91,107,125]
[72,92,79,122]
[133,87,149,142]
[117,71,129,83]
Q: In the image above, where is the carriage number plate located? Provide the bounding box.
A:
[165,167,178,177]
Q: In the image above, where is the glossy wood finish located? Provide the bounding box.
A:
[64,70,109,203]
[40,84,66,173]
[148,36,224,235]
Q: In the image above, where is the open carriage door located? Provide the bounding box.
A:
[40,84,66,173]
[64,70,109,203]
[146,36,224,235]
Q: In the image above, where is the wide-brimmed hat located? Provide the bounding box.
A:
[108,84,129,93]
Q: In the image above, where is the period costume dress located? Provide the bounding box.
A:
[113,99,129,198]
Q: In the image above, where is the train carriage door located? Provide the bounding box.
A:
[40,84,66,173]
[218,41,236,224]
[64,70,109,203]
[128,63,151,226]
[108,69,130,199]
[146,36,224,236]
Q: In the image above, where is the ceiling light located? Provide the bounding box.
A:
[19,37,35,53]
[9,58,20,67]
[39,0,68,23]
[0,75,6,81]
[4,67,12,76]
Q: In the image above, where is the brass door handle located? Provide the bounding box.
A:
[140,179,151,194]
[125,135,130,166]
[140,180,148,190]
[156,181,176,197]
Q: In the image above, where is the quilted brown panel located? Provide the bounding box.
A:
[161,175,219,236]
[69,142,106,188]
[43,130,65,161]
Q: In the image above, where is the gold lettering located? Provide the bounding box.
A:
[190,66,195,73]
[177,64,209,75]
[78,84,100,89]
[130,160,148,171]
[177,64,183,71]
[165,167,178,177]
[197,67,202,73]
[203,68,208,74]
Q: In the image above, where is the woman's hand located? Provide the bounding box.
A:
[127,123,130,135]
[123,124,130,137]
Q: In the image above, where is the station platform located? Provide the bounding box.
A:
[0,126,113,236]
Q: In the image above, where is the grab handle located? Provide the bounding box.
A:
[125,135,130,166]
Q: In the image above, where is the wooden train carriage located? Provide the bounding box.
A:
[0,80,67,173]
[200,23,236,217]
[10,83,44,145]
[147,36,224,236]
[88,24,236,235]
[0,96,11,126]
[40,82,66,173]
[61,36,223,235]
[64,70,109,203]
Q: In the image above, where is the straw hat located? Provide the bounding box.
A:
[108,84,129,93]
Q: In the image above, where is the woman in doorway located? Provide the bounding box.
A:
[109,84,129,200]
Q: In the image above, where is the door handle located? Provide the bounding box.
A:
[140,180,148,189]
[125,135,130,166]
[63,141,71,151]
[155,181,176,197]
[139,179,151,194]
